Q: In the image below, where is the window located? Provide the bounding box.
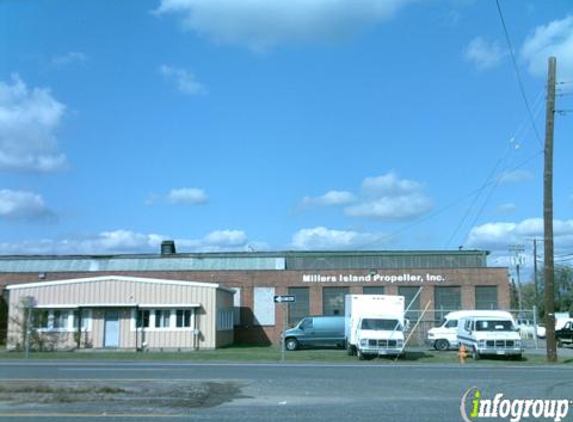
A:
[32,309,72,331]
[176,310,192,328]
[136,310,150,328]
[434,286,461,322]
[475,320,513,331]
[475,286,498,310]
[363,286,385,295]
[217,309,234,331]
[288,287,309,326]
[33,309,49,329]
[445,319,458,328]
[155,310,171,328]
[399,286,421,321]
[73,309,92,331]
[322,287,348,316]
[53,310,69,329]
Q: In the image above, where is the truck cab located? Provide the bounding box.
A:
[556,320,573,348]
[355,317,404,359]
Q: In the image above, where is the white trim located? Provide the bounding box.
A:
[6,275,224,290]
[34,304,78,309]
[139,303,200,309]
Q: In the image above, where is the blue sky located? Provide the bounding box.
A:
[1,0,572,275]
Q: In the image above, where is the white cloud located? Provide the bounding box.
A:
[147,187,208,205]
[464,37,506,70]
[154,0,418,52]
[291,226,387,250]
[0,74,67,172]
[51,51,89,67]
[521,15,573,80]
[345,172,433,220]
[497,169,534,184]
[203,229,248,246]
[466,218,573,252]
[0,229,256,254]
[0,189,55,222]
[496,203,517,215]
[167,187,208,204]
[159,65,208,95]
[302,190,356,207]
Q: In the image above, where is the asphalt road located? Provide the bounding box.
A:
[0,360,572,421]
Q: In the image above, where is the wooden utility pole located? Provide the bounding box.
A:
[533,238,538,308]
[543,56,557,363]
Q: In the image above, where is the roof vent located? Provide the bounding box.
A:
[161,240,176,255]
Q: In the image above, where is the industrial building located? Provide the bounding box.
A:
[0,245,509,349]
[5,275,235,351]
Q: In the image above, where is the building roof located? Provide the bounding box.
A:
[0,249,491,273]
[6,275,234,293]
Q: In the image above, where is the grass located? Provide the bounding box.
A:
[0,345,572,365]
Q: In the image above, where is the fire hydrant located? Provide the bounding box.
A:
[458,344,468,364]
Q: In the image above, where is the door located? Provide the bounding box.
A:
[104,309,120,348]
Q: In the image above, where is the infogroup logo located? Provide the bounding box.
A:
[460,387,571,422]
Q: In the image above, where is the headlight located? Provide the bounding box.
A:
[360,339,368,346]
[427,333,435,339]
[515,340,521,347]
[396,340,404,347]
[478,340,486,347]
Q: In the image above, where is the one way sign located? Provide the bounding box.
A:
[274,295,296,303]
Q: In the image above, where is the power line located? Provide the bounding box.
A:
[494,0,543,147]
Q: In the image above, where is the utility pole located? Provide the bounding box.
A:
[533,238,538,309]
[543,56,557,363]
[509,245,525,315]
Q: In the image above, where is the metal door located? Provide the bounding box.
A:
[104,310,120,348]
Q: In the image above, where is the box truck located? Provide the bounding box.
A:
[345,294,405,360]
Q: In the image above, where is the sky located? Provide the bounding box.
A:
[0,0,572,278]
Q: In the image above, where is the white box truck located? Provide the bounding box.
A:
[345,294,405,360]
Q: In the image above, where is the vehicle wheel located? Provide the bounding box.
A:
[557,339,563,348]
[346,342,356,356]
[435,339,449,351]
[357,349,365,360]
[472,347,480,360]
[285,338,298,351]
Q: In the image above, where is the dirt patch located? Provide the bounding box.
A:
[0,380,246,415]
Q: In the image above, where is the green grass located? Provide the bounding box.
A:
[0,346,572,365]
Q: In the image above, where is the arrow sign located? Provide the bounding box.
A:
[274,295,296,303]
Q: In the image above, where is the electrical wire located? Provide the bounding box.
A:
[494,0,543,148]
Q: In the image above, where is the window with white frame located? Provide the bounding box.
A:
[217,309,234,331]
[155,310,171,328]
[176,309,192,328]
[73,309,92,331]
[32,309,74,332]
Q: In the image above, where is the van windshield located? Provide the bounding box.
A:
[475,320,514,332]
[361,318,402,331]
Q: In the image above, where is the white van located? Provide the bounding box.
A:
[457,311,522,360]
[427,310,505,351]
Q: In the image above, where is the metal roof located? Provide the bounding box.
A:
[0,250,490,273]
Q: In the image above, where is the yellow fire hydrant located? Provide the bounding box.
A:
[458,344,468,364]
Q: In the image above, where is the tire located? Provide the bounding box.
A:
[472,346,480,360]
[435,339,449,351]
[557,339,563,348]
[346,342,356,356]
[285,338,298,351]
[357,349,365,360]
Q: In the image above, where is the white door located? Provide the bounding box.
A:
[104,310,120,348]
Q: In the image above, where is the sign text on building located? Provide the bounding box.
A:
[302,273,446,283]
